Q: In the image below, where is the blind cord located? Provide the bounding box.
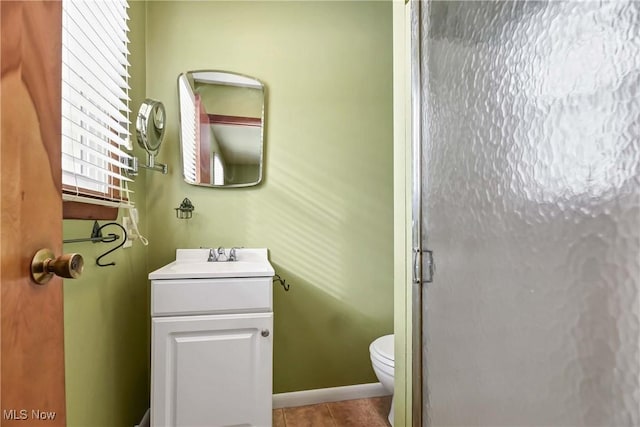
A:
[127,206,149,246]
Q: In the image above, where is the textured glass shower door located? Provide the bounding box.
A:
[417,1,640,425]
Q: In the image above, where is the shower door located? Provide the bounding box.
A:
[416,1,640,425]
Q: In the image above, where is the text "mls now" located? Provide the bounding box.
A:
[3,409,57,421]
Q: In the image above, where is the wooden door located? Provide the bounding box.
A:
[0,1,65,426]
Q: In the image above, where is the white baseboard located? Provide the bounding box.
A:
[272,382,390,409]
[134,408,150,427]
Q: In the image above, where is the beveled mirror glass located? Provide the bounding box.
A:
[177,70,265,187]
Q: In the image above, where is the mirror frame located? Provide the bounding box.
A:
[136,98,166,154]
[177,70,266,188]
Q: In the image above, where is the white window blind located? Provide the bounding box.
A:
[61,0,133,208]
[178,74,197,183]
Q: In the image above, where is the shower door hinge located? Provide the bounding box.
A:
[413,248,435,284]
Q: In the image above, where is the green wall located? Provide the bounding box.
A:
[145,1,394,393]
[62,2,150,426]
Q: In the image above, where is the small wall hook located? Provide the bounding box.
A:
[274,274,290,292]
[94,222,128,267]
[175,198,195,219]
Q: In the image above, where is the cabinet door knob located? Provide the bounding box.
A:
[31,248,84,285]
[261,329,270,337]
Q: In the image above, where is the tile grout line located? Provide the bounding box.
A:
[324,402,339,427]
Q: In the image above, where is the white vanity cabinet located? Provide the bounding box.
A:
[151,311,272,427]
[149,249,274,427]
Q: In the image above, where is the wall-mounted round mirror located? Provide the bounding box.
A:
[177,70,265,187]
[136,98,166,154]
[135,98,168,174]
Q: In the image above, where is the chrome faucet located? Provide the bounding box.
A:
[206,247,239,262]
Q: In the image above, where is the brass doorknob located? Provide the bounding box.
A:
[31,249,84,285]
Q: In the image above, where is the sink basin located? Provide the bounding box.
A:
[149,248,274,280]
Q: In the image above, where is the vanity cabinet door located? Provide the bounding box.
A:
[151,313,273,427]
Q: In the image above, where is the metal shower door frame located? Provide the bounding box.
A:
[410,0,425,426]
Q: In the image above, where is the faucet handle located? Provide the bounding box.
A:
[216,247,228,261]
[229,247,239,262]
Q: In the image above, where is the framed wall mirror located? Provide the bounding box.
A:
[177,70,265,187]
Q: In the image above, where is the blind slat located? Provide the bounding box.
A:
[63,46,128,101]
[62,136,132,170]
[62,99,130,146]
[62,115,131,154]
[62,154,133,183]
[62,26,129,88]
[70,1,129,62]
[65,4,129,73]
[62,65,130,119]
[62,96,130,143]
[61,53,130,113]
[95,1,128,40]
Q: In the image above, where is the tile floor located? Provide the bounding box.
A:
[273,396,392,427]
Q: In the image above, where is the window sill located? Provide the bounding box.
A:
[63,201,118,220]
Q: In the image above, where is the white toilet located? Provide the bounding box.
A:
[369,334,395,426]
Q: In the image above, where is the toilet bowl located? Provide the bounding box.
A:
[369,334,394,426]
